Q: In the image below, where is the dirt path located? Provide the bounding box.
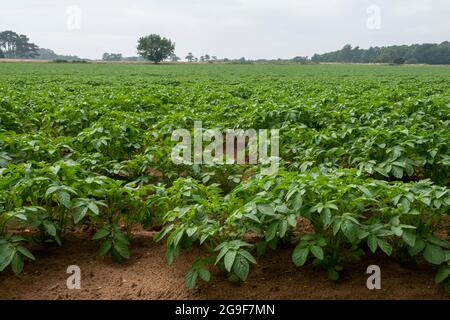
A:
[0,232,448,300]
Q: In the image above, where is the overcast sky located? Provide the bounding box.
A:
[1,0,449,59]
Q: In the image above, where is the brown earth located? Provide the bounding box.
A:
[0,231,448,300]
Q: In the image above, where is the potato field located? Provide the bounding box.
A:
[0,63,449,299]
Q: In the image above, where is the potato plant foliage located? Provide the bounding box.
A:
[0,63,449,292]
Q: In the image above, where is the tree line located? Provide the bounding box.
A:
[0,30,38,59]
[311,42,450,65]
[1,30,449,65]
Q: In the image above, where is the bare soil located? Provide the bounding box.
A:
[0,231,448,300]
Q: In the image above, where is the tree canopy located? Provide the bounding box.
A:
[34,48,81,61]
[137,34,175,64]
[0,30,39,59]
[311,42,450,65]
[102,53,123,61]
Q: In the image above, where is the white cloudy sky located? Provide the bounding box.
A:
[1,0,449,59]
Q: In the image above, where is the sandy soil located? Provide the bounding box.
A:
[0,231,448,300]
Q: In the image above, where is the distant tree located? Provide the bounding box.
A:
[0,48,4,59]
[204,54,210,61]
[200,56,205,62]
[311,42,450,65]
[16,34,39,58]
[137,34,175,64]
[34,48,81,61]
[292,56,309,63]
[405,58,418,64]
[185,52,194,62]
[170,54,181,62]
[102,53,123,61]
[392,57,405,65]
[0,30,39,58]
[122,56,145,62]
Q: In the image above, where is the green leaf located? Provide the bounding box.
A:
[427,236,450,249]
[287,214,297,227]
[423,244,446,265]
[0,245,15,272]
[391,165,403,179]
[185,268,198,289]
[92,226,111,240]
[49,165,61,175]
[114,231,129,245]
[292,245,309,267]
[327,204,339,211]
[256,240,266,257]
[185,227,197,237]
[198,268,211,282]
[310,245,324,260]
[377,238,392,256]
[244,213,260,223]
[11,253,24,275]
[232,256,250,281]
[98,239,112,257]
[17,246,35,261]
[215,246,229,265]
[367,235,378,253]
[45,186,60,197]
[293,193,303,210]
[279,220,288,238]
[357,185,372,197]
[166,246,175,265]
[74,206,88,224]
[7,234,27,242]
[420,197,431,206]
[110,247,123,262]
[327,269,340,281]
[435,265,450,284]
[44,222,57,237]
[320,208,331,226]
[332,220,342,236]
[57,192,72,209]
[265,222,278,241]
[402,231,416,247]
[341,221,358,243]
[224,250,237,272]
[436,190,447,199]
[113,241,130,260]
[239,250,257,264]
[408,239,426,256]
[88,202,99,215]
[172,229,184,247]
[154,225,174,242]
[258,204,275,216]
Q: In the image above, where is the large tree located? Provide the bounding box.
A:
[0,30,39,58]
[137,34,175,64]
